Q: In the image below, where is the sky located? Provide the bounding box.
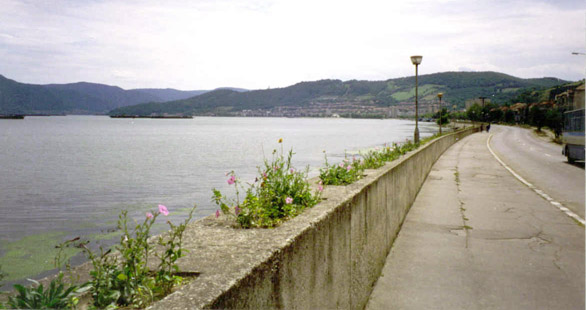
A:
[0,0,584,90]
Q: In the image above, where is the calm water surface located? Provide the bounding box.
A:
[0,116,437,282]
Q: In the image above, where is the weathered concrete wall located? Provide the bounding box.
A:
[151,127,478,310]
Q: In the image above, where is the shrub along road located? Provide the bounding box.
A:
[366,131,584,309]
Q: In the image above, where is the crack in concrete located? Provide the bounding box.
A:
[552,247,564,272]
[480,231,548,243]
[454,141,472,249]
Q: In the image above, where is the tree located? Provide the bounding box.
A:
[503,109,515,123]
[528,105,547,131]
[466,104,482,121]
[488,108,503,123]
[436,108,450,125]
[545,109,563,138]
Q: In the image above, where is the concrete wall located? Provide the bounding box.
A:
[151,127,478,310]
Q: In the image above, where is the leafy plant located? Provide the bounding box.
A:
[0,265,5,309]
[360,144,401,169]
[319,154,364,185]
[80,204,196,309]
[154,206,196,296]
[5,238,89,310]
[213,139,321,228]
[0,264,5,286]
[319,134,443,187]
[82,245,121,309]
[7,277,81,310]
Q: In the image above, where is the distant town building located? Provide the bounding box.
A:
[573,84,585,110]
[554,83,585,110]
[465,98,491,109]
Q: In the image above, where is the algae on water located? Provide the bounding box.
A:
[0,232,79,281]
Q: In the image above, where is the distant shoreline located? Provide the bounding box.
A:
[0,115,24,119]
[110,115,193,119]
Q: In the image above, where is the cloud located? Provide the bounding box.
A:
[0,0,584,90]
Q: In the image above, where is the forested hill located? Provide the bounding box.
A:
[0,75,210,115]
[110,71,567,117]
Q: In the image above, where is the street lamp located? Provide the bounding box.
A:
[411,55,422,143]
[437,92,443,134]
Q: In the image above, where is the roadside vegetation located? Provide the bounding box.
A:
[320,133,444,186]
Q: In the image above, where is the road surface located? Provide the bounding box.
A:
[489,125,585,218]
[366,131,584,310]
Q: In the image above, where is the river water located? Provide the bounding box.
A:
[0,115,437,283]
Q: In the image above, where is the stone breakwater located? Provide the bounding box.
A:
[148,126,478,310]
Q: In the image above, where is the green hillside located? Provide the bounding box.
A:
[0,75,211,115]
[110,71,568,117]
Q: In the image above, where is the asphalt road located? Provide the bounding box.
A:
[489,125,585,219]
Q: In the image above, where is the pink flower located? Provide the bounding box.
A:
[146,212,154,219]
[227,175,236,185]
[338,162,345,168]
[274,165,279,171]
[235,205,240,215]
[285,197,293,204]
[318,180,323,185]
[290,168,295,173]
[318,185,324,192]
[347,165,352,172]
[262,172,267,178]
[215,210,220,218]
[158,204,169,216]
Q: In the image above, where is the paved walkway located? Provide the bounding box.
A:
[365,132,585,309]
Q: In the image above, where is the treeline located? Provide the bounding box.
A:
[450,81,584,137]
[459,103,563,136]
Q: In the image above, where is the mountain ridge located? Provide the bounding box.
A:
[0,74,238,115]
[110,71,569,117]
[0,72,569,116]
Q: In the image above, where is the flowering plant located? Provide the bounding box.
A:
[212,139,321,228]
[78,204,196,309]
[319,153,364,185]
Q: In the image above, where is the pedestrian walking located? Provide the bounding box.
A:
[486,123,491,132]
[480,124,484,132]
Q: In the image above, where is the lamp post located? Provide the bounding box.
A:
[437,92,443,134]
[410,55,422,143]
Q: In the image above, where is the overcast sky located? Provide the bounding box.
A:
[0,0,584,90]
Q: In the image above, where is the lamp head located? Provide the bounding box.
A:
[437,93,443,99]
[410,55,422,65]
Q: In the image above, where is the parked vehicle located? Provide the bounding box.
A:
[562,108,585,163]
